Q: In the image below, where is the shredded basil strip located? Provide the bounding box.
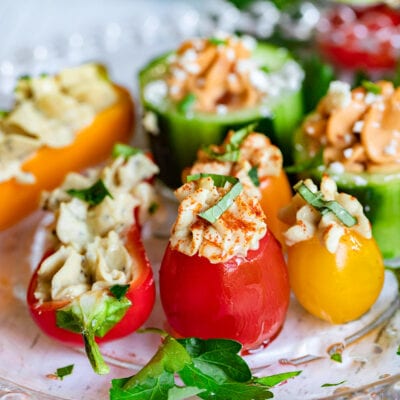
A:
[362,80,381,95]
[321,380,346,388]
[177,93,196,115]
[199,180,243,224]
[187,173,238,187]
[112,143,142,159]
[67,179,113,206]
[229,123,257,148]
[110,284,130,300]
[294,181,357,227]
[55,364,74,380]
[201,145,240,162]
[208,37,228,46]
[248,165,260,187]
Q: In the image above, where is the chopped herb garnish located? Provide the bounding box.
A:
[67,179,113,206]
[177,93,196,115]
[209,37,228,46]
[362,80,381,95]
[112,143,142,159]
[260,65,270,73]
[18,74,31,81]
[248,165,260,187]
[0,110,9,118]
[148,201,159,215]
[110,284,130,300]
[110,333,301,400]
[294,181,357,227]
[202,145,240,162]
[397,345,400,356]
[254,371,302,387]
[229,123,257,148]
[39,72,49,78]
[54,364,74,380]
[187,173,238,187]
[199,179,243,224]
[321,380,346,387]
[285,148,324,174]
[330,352,342,363]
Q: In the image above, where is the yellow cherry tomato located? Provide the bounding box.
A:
[287,231,384,324]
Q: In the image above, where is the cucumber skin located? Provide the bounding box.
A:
[294,129,400,261]
[139,44,303,188]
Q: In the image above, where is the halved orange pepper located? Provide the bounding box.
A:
[259,169,292,248]
[0,85,134,230]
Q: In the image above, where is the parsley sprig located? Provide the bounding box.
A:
[67,179,113,206]
[110,332,301,400]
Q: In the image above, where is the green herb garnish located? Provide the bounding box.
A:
[112,143,142,159]
[294,181,357,227]
[67,179,113,206]
[362,80,381,95]
[0,110,9,118]
[321,380,346,387]
[397,344,400,356]
[148,201,159,215]
[260,65,270,74]
[54,364,74,380]
[18,74,31,81]
[177,93,196,115]
[110,333,301,400]
[248,166,260,187]
[209,37,228,46]
[110,284,130,300]
[229,123,257,148]
[330,353,342,363]
[187,174,243,224]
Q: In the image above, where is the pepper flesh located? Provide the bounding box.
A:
[159,229,290,350]
[27,220,155,346]
[0,85,134,231]
[287,232,384,324]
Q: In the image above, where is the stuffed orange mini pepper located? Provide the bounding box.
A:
[0,63,134,230]
[184,125,292,246]
[279,175,384,324]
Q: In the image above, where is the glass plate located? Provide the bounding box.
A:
[0,1,399,399]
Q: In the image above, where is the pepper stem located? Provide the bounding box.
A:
[83,330,110,375]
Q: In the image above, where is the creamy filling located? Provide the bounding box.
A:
[170,176,267,263]
[279,176,371,253]
[0,63,117,184]
[34,153,159,302]
[303,80,400,173]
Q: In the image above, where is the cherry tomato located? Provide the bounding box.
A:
[317,4,400,71]
[287,231,384,324]
[259,169,292,248]
[159,229,290,350]
[27,221,155,346]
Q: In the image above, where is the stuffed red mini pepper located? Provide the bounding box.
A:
[159,174,290,350]
[27,144,159,374]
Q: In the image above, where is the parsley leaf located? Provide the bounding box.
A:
[110,284,130,300]
[294,181,357,227]
[54,364,74,380]
[321,380,346,387]
[330,353,342,363]
[67,179,113,206]
[112,143,142,159]
[110,333,301,400]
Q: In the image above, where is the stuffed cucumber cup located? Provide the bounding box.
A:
[294,80,400,262]
[139,33,304,188]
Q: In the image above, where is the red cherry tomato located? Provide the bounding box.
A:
[317,4,400,70]
[159,229,290,350]
[27,221,155,346]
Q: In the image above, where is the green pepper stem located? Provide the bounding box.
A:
[83,331,110,375]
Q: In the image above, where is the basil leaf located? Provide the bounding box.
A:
[254,371,302,387]
[208,37,227,46]
[67,179,113,206]
[248,166,260,187]
[54,364,74,380]
[362,80,381,95]
[330,353,342,363]
[109,284,130,300]
[294,181,357,227]
[186,173,238,187]
[177,93,196,115]
[56,291,131,374]
[201,146,240,162]
[321,380,346,387]
[229,123,257,148]
[112,143,142,159]
[199,180,243,224]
